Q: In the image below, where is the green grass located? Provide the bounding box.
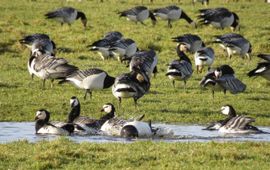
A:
[0,138,270,170]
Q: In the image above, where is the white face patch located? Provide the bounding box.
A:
[103,105,112,113]
[255,67,266,73]
[36,110,46,120]
[70,98,79,106]
[220,106,230,115]
[214,70,221,78]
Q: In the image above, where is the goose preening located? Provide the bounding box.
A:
[152,5,196,28]
[19,33,56,55]
[109,38,138,61]
[45,7,87,29]
[200,65,246,98]
[112,67,150,106]
[248,54,270,81]
[118,6,156,26]
[28,52,78,88]
[172,34,205,53]
[166,46,193,89]
[198,8,239,31]
[204,105,266,134]
[68,97,115,134]
[35,109,74,135]
[123,49,158,78]
[213,33,252,59]
[194,47,215,73]
[59,68,115,100]
[88,31,123,60]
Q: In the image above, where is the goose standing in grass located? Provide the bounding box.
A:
[216,105,266,134]
[192,0,209,6]
[109,38,138,61]
[200,65,246,98]
[118,6,157,26]
[59,68,115,100]
[213,33,252,59]
[45,7,87,29]
[123,49,158,78]
[166,45,193,89]
[35,109,74,135]
[68,97,115,134]
[172,34,205,53]
[28,52,78,88]
[19,33,56,55]
[248,54,270,81]
[194,47,215,73]
[88,31,123,60]
[152,5,196,28]
[198,8,240,31]
[112,67,150,106]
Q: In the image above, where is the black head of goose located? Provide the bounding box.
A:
[35,109,74,135]
[172,34,205,53]
[123,49,158,78]
[198,8,240,31]
[59,68,115,100]
[166,45,193,89]
[218,105,265,134]
[248,54,270,81]
[152,5,196,28]
[213,33,252,59]
[99,103,116,125]
[45,7,87,29]
[109,38,138,61]
[200,65,246,98]
[118,6,157,26]
[112,66,150,106]
[88,31,123,60]
[194,47,215,73]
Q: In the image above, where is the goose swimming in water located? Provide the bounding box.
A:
[248,54,270,81]
[153,5,196,28]
[172,34,205,54]
[118,6,157,26]
[166,45,193,89]
[59,68,115,100]
[213,33,252,59]
[35,109,74,135]
[198,8,240,31]
[45,7,87,29]
[200,65,246,98]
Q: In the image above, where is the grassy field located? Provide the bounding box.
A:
[0,0,270,169]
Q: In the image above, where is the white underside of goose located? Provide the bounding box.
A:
[37,125,70,135]
[195,56,213,66]
[124,121,153,137]
[112,84,136,98]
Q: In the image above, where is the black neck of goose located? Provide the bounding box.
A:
[149,11,157,24]
[76,11,86,20]
[103,75,115,88]
[180,11,193,24]
[229,107,237,117]
[176,44,191,64]
[98,110,115,126]
[231,13,239,29]
[68,103,81,123]
[35,119,46,133]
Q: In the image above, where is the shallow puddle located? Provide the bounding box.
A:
[0,122,270,143]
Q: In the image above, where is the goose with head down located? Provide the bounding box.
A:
[172,34,205,54]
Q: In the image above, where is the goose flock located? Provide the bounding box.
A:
[14,1,270,138]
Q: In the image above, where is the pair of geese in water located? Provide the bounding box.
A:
[35,96,268,138]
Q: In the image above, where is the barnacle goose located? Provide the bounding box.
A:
[19,33,56,55]
[172,34,205,53]
[118,6,157,26]
[152,5,196,28]
[88,31,123,60]
[109,38,138,61]
[194,47,215,73]
[45,7,87,28]
[28,52,78,88]
[248,54,270,81]
[112,67,150,106]
[59,68,115,100]
[123,49,158,78]
[166,45,193,89]
[213,33,252,59]
[198,8,240,31]
[68,97,114,134]
[35,109,74,135]
[200,65,246,98]
[218,105,266,134]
